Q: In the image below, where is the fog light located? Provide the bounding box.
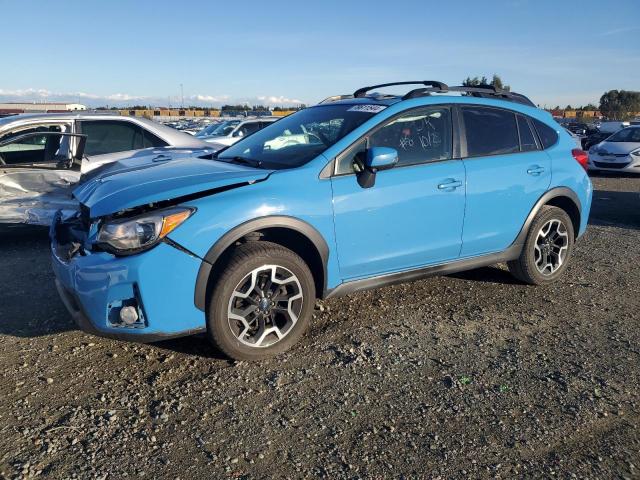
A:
[120,306,139,325]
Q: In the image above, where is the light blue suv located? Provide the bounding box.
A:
[51,81,593,360]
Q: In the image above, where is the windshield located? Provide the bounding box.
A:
[216,104,381,169]
[197,120,240,137]
[196,124,219,137]
[607,127,640,143]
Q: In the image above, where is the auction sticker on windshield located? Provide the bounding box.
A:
[347,105,387,113]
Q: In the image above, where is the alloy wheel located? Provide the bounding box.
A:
[534,219,569,276]
[227,264,303,348]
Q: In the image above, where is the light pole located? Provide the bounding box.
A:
[180,84,184,109]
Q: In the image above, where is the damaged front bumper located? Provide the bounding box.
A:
[50,212,206,342]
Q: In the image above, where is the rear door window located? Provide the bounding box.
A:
[79,120,144,156]
[462,107,519,157]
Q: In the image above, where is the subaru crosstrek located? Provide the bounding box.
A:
[51,81,593,361]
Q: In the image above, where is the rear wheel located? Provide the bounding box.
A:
[508,206,575,285]
[207,241,315,360]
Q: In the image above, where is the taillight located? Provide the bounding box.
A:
[572,148,588,171]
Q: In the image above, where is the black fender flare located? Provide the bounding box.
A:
[511,186,582,249]
[193,215,329,311]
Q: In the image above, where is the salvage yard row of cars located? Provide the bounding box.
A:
[4,81,639,360]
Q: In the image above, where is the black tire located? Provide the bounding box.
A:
[508,206,575,285]
[207,241,315,361]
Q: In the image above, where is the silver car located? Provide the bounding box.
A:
[197,118,279,150]
[0,113,213,225]
[587,126,640,174]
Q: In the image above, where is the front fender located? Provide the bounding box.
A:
[166,164,339,310]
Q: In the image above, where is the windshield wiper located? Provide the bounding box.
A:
[221,156,263,168]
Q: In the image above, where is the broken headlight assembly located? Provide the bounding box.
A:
[96,207,195,255]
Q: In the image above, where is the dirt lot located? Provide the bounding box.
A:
[0,174,639,479]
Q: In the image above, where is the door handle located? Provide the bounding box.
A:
[437,179,463,190]
[527,165,545,176]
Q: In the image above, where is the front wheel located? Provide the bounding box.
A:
[508,206,575,285]
[207,241,315,361]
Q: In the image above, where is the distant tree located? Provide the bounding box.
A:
[462,76,488,87]
[462,74,509,91]
[599,90,640,120]
[565,105,573,111]
[490,74,510,91]
[221,104,250,111]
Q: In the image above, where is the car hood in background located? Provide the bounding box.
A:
[74,155,273,218]
[82,145,215,174]
[596,141,640,155]
[198,134,226,141]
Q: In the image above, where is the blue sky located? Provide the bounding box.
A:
[1,0,639,108]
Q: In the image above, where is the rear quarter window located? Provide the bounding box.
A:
[532,119,559,149]
[143,130,168,148]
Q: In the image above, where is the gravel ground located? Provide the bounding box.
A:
[0,173,639,479]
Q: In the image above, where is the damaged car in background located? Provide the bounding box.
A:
[0,113,214,225]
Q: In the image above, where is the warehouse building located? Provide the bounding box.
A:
[0,102,87,116]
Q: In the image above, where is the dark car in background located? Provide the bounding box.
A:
[566,122,588,136]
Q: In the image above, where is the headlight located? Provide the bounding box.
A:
[97,207,194,254]
[632,149,640,157]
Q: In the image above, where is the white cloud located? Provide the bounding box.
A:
[257,95,303,105]
[0,88,306,107]
[190,94,231,103]
[0,88,53,98]
[0,88,148,104]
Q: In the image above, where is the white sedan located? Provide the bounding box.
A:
[587,126,640,174]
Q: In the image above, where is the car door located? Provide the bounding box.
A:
[77,119,145,172]
[0,131,84,224]
[459,106,551,257]
[331,106,466,280]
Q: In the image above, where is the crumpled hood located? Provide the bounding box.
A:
[74,155,272,218]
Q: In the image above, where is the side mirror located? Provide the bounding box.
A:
[357,146,398,189]
[365,146,398,172]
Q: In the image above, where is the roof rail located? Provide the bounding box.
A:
[353,81,449,98]
[448,86,535,106]
[318,94,354,104]
[324,81,536,107]
[400,84,535,107]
